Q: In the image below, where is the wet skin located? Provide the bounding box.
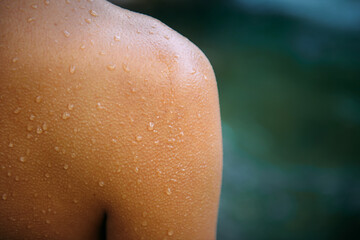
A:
[0,0,222,239]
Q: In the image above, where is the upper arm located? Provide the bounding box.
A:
[104,57,222,239]
[94,15,223,240]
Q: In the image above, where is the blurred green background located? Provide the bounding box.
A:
[112,0,360,239]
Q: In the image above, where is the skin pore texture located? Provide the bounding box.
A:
[0,0,222,239]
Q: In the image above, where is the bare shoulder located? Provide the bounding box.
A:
[0,0,222,239]
[96,3,223,240]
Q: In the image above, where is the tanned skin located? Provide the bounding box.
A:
[0,0,222,239]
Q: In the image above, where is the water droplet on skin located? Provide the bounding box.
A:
[148,122,154,131]
[14,176,19,181]
[135,167,139,173]
[19,156,26,162]
[190,69,196,74]
[98,181,104,187]
[96,102,104,110]
[142,220,148,226]
[12,57,18,63]
[164,35,170,40]
[45,173,50,178]
[27,17,35,23]
[166,188,172,195]
[42,122,48,131]
[63,164,69,170]
[63,30,71,38]
[107,64,116,71]
[154,140,159,145]
[136,136,142,141]
[35,96,42,103]
[46,219,50,224]
[122,63,130,72]
[69,65,76,74]
[13,107,21,114]
[31,4,38,9]
[7,172,11,177]
[54,146,59,152]
[67,103,74,111]
[2,193,7,200]
[36,126,43,134]
[44,0,50,5]
[168,229,174,236]
[80,44,86,50]
[62,112,70,119]
[8,142,14,148]
[89,9,98,17]
[114,35,120,41]
[73,199,78,204]
[29,114,35,121]
[66,0,71,4]
[85,18,91,24]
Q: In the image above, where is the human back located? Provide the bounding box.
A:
[0,0,222,239]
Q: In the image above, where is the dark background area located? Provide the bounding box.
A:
[110,0,360,239]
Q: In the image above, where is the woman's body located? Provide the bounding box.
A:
[0,0,222,239]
